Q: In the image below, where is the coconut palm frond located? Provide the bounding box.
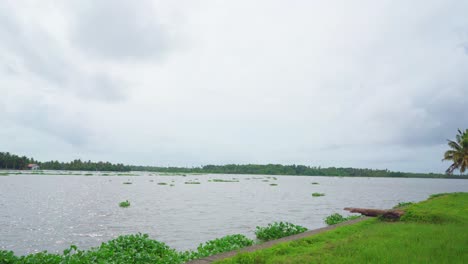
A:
[443,129,468,175]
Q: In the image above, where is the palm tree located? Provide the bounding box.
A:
[443,129,468,174]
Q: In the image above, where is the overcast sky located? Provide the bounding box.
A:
[1,0,467,173]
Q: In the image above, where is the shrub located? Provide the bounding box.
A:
[324,213,361,225]
[191,234,254,259]
[119,200,130,208]
[255,222,308,241]
[312,193,325,197]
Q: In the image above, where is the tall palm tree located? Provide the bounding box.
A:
[443,129,468,174]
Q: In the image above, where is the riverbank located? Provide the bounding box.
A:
[214,192,468,263]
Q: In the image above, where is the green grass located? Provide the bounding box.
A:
[216,192,468,264]
[312,192,325,197]
[119,200,130,208]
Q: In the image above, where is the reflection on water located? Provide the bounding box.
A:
[0,171,467,255]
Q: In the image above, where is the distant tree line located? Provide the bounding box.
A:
[130,164,453,178]
[1,151,463,178]
[0,152,37,170]
[0,152,130,171]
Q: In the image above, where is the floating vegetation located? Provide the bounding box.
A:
[272,177,278,180]
[192,234,253,259]
[170,184,175,187]
[311,182,319,185]
[84,173,93,176]
[122,182,132,185]
[149,180,154,182]
[157,182,168,185]
[324,213,361,225]
[270,183,278,186]
[210,179,239,183]
[312,192,325,197]
[119,200,130,208]
[0,233,255,263]
[262,180,269,182]
[101,173,110,176]
[117,173,137,176]
[184,182,201,184]
[255,222,308,241]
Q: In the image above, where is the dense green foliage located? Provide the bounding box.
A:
[0,152,37,170]
[0,233,254,264]
[217,193,468,264]
[255,222,308,241]
[191,235,254,259]
[0,152,130,171]
[132,164,458,178]
[324,213,361,225]
[443,128,468,174]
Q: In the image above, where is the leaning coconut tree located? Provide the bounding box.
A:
[443,129,468,174]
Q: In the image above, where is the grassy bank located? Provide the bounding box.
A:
[216,192,468,263]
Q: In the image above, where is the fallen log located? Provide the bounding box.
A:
[344,208,405,219]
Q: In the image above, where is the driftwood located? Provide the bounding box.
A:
[344,208,405,219]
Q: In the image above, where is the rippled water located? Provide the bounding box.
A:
[0,171,467,255]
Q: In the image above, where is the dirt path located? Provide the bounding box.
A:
[187,217,369,263]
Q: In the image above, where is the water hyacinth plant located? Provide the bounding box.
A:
[184,182,201,184]
[324,213,361,225]
[191,234,254,259]
[0,233,254,264]
[312,192,325,197]
[255,222,308,241]
[119,200,130,208]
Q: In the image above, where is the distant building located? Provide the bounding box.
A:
[27,164,40,170]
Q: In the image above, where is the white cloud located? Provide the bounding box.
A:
[1,0,468,173]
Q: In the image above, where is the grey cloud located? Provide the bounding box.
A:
[0,3,125,102]
[71,0,169,61]
[7,102,91,146]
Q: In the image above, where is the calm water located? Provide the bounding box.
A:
[0,171,467,255]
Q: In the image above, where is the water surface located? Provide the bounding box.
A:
[1,171,467,255]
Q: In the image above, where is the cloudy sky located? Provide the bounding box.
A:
[1,0,467,173]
